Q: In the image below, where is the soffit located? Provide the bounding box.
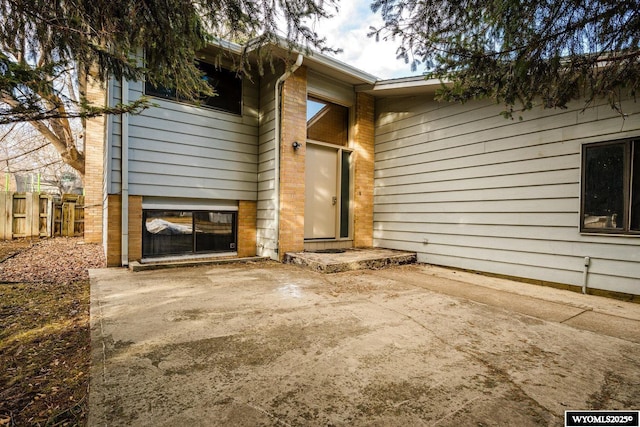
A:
[356,76,445,97]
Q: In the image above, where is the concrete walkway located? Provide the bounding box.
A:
[89,262,640,426]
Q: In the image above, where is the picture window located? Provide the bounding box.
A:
[581,139,639,234]
[145,61,242,114]
[142,210,237,257]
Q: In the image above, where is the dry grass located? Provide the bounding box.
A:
[0,238,105,426]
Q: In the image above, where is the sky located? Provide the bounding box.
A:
[309,0,423,80]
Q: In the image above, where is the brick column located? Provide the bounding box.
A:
[83,75,106,244]
[238,200,257,257]
[128,196,143,262]
[353,92,375,247]
[105,194,121,266]
[278,66,307,260]
[105,195,142,266]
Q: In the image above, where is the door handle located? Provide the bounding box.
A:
[332,196,337,206]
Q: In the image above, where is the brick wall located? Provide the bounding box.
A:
[238,200,257,257]
[106,195,121,267]
[128,196,142,262]
[353,92,375,247]
[84,75,106,243]
[107,196,256,264]
[105,195,142,266]
[278,66,308,260]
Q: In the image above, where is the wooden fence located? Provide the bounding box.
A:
[53,194,85,237]
[0,192,84,240]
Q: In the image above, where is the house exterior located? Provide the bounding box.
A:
[84,42,640,297]
[368,77,640,296]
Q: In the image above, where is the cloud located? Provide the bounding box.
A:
[313,0,421,79]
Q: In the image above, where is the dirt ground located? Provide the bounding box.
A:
[0,237,104,283]
[90,262,640,426]
[0,238,105,426]
[0,239,33,263]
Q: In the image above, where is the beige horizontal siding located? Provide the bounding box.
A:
[256,67,282,258]
[374,95,640,295]
[110,77,259,201]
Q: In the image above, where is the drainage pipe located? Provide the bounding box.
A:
[272,53,303,260]
[120,78,130,266]
[582,256,591,294]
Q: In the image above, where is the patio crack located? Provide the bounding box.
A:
[367,300,557,422]
[560,308,592,323]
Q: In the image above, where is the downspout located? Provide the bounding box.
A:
[120,78,129,266]
[582,256,590,294]
[104,78,114,252]
[273,53,303,260]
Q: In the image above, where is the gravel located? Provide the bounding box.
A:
[0,237,106,283]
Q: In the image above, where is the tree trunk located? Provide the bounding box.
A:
[28,120,85,178]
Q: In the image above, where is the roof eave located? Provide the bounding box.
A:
[303,49,379,85]
[209,36,380,86]
[357,76,447,97]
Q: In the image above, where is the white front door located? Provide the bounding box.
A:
[305,144,337,239]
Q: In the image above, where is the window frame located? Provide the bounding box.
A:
[304,93,354,242]
[144,60,243,115]
[142,209,238,258]
[580,138,639,235]
[306,95,350,146]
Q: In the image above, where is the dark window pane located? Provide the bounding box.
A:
[197,62,242,114]
[145,61,242,115]
[142,210,237,257]
[143,211,193,256]
[144,82,176,100]
[340,151,351,238]
[583,144,625,230]
[194,212,236,252]
[631,141,640,231]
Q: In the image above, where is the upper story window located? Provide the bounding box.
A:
[581,139,640,234]
[145,61,242,115]
[307,96,349,146]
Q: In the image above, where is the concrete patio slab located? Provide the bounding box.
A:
[89,262,640,426]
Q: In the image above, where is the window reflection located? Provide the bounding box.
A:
[194,212,235,252]
[583,144,625,230]
[307,96,349,146]
[143,210,236,257]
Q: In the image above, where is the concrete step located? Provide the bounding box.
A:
[129,256,269,271]
[284,248,417,273]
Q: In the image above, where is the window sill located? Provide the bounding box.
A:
[141,251,238,264]
[579,232,640,238]
[146,94,243,116]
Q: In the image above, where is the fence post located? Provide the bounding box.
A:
[23,192,34,238]
[74,197,84,236]
[5,192,13,240]
[8,192,13,240]
[30,192,40,237]
[46,196,53,237]
[0,192,7,240]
